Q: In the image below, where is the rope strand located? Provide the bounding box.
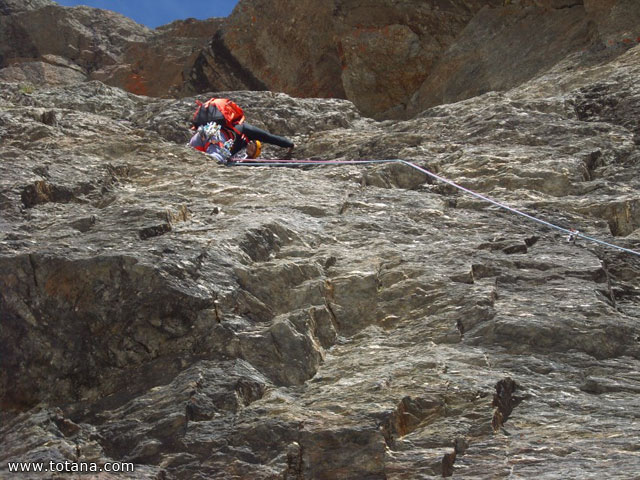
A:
[227,158,640,257]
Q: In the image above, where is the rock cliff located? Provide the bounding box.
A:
[225,0,640,118]
[1,13,640,476]
[2,0,640,120]
[0,0,262,98]
[223,0,503,119]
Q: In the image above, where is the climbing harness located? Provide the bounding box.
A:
[197,122,234,159]
[226,157,640,258]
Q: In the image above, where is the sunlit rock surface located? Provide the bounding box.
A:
[1,38,640,480]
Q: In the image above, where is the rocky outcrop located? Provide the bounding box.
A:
[223,0,503,119]
[405,0,640,116]
[0,2,151,86]
[1,35,640,478]
[3,0,640,120]
[0,1,260,97]
[0,0,54,14]
[223,0,640,118]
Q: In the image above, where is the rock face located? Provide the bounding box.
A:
[405,0,640,116]
[224,0,503,119]
[4,0,640,120]
[0,1,151,86]
[0,0,54,14]
[1,26,640,478]
[223,0,640,118]
[0,0,262,97]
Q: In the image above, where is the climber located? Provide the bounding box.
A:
[189,122,264,163]
[189,97,294,162]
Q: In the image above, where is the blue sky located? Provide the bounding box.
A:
[55,0,239,28]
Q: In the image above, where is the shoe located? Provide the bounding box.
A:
[284,144,295,159]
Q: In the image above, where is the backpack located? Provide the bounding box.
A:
[192,98,244,127]
[191,97,248,145]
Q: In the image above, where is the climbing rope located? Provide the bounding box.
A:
[228,157,640,258]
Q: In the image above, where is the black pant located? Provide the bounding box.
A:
[233,123,293,153]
